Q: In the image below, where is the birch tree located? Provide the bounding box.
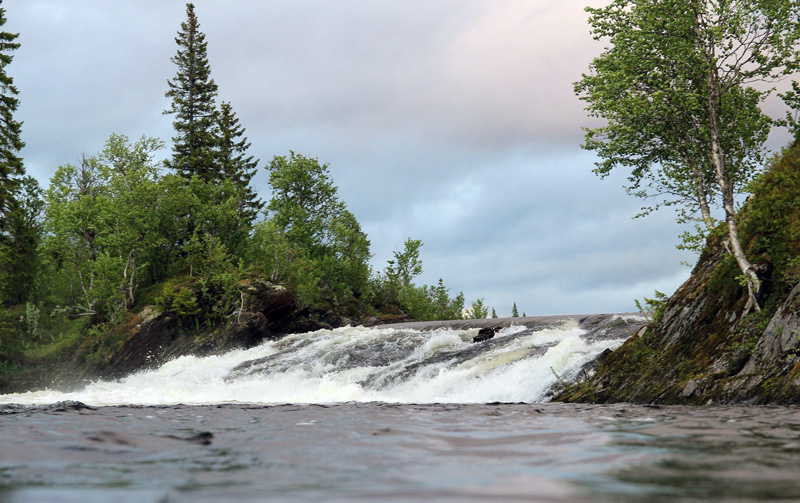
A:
[43,135,175,316]
[577,0,800,312]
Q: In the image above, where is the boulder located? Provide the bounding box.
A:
[473,327,497,343]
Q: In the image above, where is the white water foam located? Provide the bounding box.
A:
[0,320,625,406]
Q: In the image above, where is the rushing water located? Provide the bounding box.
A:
[2,319,799,502]
[0,319,629,406]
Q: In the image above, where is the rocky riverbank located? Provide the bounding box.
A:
[556,143,800,405]
[0,278,361,394]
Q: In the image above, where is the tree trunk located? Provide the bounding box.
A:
[681,151,715,231]
[705,60,762,312]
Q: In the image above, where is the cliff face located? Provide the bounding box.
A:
[557,143,800,405]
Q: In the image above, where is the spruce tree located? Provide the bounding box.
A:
[1,176,42,304]
[216,101,262,228]
[164,3,219,181]
[491,307,498,318]
[0,2,27,305]
[511,302,519,317]
[0,2,23,232]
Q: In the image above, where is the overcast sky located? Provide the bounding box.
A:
[5,1,793,316]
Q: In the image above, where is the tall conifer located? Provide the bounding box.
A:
[215,101,262,228]
[0,2,29,305]
[0,2,23,232]
[164,3,219,181]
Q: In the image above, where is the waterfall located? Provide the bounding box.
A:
[0,317,639,406]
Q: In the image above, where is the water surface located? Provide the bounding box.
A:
[2,403,799,502]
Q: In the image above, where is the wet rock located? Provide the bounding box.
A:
[45,400,96,412]
[749,282,800,366]
[361,315,413,327]
[473,327,497,343]
[99,280,321,379]
[575,349,614,381]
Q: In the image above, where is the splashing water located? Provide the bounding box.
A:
[0,319,627,406]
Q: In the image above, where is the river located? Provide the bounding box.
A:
[1,318,799,501]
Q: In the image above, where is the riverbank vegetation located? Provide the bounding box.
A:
[577,0,800,313]
[556,0,800,404]
[0,3,492,385]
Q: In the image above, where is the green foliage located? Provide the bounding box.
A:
[266,151,345,252]
[707,253,746,304]
[0,4,28,307]
[248,219,300,284]
[156,243,246,327]
[577,0,800,309]
[163,6,262,253]
[0,4,23,232]
[164,2,219,180]
[491,307,498,318]
[194,235,246,323]
[155,282,200,319]
[511,303,519,318]
[385,238,423,290]
[577,1,788,242]
[740,143,800,285]
[41,135,173,318]
[634,290,668,324]
[0,176,43,305]
[177,232,247,324]
[382,238,423,306]
[215,101,263,230]
[412,279,465,321]
[372,239,466,321]
[469,298,489,319]
[20,302,41,342]
[38,133,255,323]
[263,151,373,309]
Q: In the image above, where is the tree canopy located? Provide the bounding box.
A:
[577,0,800,311]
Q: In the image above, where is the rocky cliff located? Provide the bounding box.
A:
[556,143,800,405]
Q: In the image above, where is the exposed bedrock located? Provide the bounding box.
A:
[555,243,800,405]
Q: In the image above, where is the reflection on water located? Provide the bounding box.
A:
[1,403,799,502]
